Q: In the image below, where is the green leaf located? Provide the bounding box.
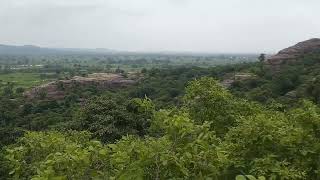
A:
[246,175,257,180]
[185,152,192,159]
[235,175,247,180]
[236,175,257,180]
[162,160,168,166]
[99,149,107,155]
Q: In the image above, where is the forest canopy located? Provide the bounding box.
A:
[2,77,320,180]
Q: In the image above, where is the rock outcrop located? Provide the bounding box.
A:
[24,73,138,100]
[221,73,256,88]
[264,38,320,72]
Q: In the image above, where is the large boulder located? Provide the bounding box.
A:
[24,73,138,100]
[264,38,320,72]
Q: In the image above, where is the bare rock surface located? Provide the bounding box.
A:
[221,73,256,88]
[24,73,138,100]
[264,38,320,72]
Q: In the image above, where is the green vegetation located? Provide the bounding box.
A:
[0,73,51,89]
[0,53,257,73]
[229,52,320,106]
[1,52,320,179]
[3,78,320,179]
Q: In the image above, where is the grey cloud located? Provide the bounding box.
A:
[0,0,319,53]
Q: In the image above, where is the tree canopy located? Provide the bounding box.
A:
[3,77,320,179]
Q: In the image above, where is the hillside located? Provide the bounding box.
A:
[264,38,320,72]
[230,38,320,105]
[0,44,117,55]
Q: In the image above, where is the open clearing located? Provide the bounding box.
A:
[0,73,51,89]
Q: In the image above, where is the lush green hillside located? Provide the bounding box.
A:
[1,52,320,179]
[229,52,320,106]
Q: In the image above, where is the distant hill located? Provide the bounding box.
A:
[0,44,260,56]
[0,44,118,55]
[229,38,320,105]
[264,38,320,72]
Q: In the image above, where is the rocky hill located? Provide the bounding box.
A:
[264,38,320,72]
[24,73,138,100]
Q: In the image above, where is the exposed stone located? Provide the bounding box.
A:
[264,38,320,72]
[24,73,138,100]
[285,90,297,98]
[221,73,256,88]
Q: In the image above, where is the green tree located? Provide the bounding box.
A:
[258,54,266,62]
[184,77,259,136]
[15,87,25,95]
[4,131,111,180]
[3,84,14,97]
[71,95,152,142]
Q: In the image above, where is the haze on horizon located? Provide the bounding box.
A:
[1,0,319,53]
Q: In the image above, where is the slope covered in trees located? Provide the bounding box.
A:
[2,77,320,179]
[230,52,320,106]
[1,46,320,179]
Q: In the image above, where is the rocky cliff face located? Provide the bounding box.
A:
[264,38,320,72]
[24,73,138,100]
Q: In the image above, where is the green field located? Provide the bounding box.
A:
[0,73,51,89]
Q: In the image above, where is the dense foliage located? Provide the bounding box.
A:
[2,77,320,179]
[1,52,320,179]
[68,95,154,143]
[230,52,320,106]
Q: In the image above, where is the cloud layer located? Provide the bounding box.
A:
[1,0,319,53]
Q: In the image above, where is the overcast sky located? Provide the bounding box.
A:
[0,0,319,53]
